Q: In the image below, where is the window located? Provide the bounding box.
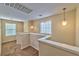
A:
[40,21,52,34]
[5,23,16,36]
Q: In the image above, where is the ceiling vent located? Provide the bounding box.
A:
[4,3,32,14]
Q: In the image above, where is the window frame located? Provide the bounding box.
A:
[5,23,16,36]
[40,20,52,34]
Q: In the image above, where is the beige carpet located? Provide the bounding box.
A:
[2,41,39,56]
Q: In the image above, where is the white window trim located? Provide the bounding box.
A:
[40,20,52,34]
[5,23,16,36]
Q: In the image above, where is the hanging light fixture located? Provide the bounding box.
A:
[62,8,67,26]
[30,26,34,29]
[30,20,34,29]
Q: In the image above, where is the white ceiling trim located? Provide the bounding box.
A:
[0,16,25,22]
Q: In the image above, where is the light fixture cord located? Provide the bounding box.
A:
[63,8,66,21]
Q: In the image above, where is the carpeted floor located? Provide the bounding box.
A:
[2,41,39,56]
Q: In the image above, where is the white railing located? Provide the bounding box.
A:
[16,32,79,55]
[38,35,79,55]
[16,32,46,50]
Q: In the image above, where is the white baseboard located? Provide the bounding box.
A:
[21,44,29,49]
[29,43,39,50]
[31,45,39,51]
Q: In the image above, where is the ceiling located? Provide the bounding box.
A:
[0,3,79,21]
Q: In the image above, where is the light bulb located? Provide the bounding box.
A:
[62,21,67,26]
[30,26,34,29]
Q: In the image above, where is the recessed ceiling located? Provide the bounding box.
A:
[0,3,29,21]
[0,3,79,21]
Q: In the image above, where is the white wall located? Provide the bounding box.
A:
[16,33,30,49]
[16,33,45,50]
[30,34,44,50]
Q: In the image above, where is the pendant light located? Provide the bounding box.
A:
[30,20,34,29]
[62,8,67,26]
